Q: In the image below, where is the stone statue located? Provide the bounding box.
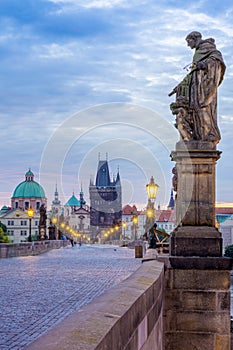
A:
[169,31,226,144]
[39,204,47,226]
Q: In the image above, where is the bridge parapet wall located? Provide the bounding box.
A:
[0,240,69,258]
[25,259,165,350]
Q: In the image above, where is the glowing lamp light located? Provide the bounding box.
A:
[132,215,138,225]
[51,217,57,224]
[27,207,34,218]
[146,208,154,218]
[146,176,159,200]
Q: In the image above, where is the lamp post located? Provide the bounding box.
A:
[51,217,58,239]
[27,207,35,242]
[132,214,138,241]
[122,221,126,241]
[145,176,159,236]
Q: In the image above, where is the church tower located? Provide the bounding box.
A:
[167,188,175,210]
[51,184,62,216]
[89,155,122,238]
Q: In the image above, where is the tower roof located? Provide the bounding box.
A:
[12,169,46,199]
[96,160,111,187]
[167,189,175,210]
[65,193,80,207]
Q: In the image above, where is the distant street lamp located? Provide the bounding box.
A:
[145,176,159,237]
[122,221,126,241]
[27,207,35,242]
[132,214,138,240]
[51,216,58,239]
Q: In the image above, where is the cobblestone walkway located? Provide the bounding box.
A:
[0,244,141,350]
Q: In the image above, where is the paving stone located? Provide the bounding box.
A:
[1,245,141,349]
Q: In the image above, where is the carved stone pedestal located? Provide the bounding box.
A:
[164,141,232,350]
[170,141,222,256]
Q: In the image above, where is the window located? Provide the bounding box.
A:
[35,220,38,226]
[24,202,29,210]
[8,220,14,226]
[20,230,27,236]
[15,202,18,209]
[21,220,27,226]
[36,202,40,210]
[7,230,14,236]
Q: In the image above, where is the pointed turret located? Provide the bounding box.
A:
[167,189,175,210]
[95,160,111,187]
[79,186,86,208]
[52,184,61,205]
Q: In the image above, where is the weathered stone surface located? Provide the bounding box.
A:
[170,226,223,257]
[169,256,232,269]
[217,291,231,311]
[168,268,230,290]
[216,334,230,350]
[170,145,221,228]
[164,267,231,350]
[165,289,216,311]
[165,310,230,333]
[165,332,215,350]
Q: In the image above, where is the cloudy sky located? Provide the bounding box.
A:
[1,0,233,209]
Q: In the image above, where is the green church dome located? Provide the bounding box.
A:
[12,169,46,199]
[65,193,80,207]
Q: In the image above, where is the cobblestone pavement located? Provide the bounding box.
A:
[0,244,141,350]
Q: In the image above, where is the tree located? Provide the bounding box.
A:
[224,245,233,258]
[0,227,10,243]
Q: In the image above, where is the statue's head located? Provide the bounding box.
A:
[185,31,202,49]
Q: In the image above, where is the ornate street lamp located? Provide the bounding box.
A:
[132,214,138,240]
[146,176,159,201]
[27,207,35,242]
[145,177,159,237]
[122,221,127,241]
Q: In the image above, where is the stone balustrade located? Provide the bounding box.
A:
[0,240,69,258]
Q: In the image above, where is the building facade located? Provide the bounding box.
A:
[0,169,47,243]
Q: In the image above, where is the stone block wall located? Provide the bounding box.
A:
[164,267,231,350]
[25,260,165,350]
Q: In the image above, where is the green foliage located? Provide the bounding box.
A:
[224,244,233,258]
[0,227,10,243]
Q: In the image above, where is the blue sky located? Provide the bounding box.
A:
[1,0,233,209]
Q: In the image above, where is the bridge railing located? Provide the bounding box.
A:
[0,240,70,258]
[25,259,165,350]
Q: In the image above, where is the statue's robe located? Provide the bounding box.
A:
[189,38,226,143]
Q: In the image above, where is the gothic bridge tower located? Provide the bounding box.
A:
[89,156,122,238]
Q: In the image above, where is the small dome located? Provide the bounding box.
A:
[12,170,46,199]
[65,193,80,207]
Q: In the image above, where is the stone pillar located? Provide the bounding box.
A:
[164,141,232,350]
[170,141,222,257]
